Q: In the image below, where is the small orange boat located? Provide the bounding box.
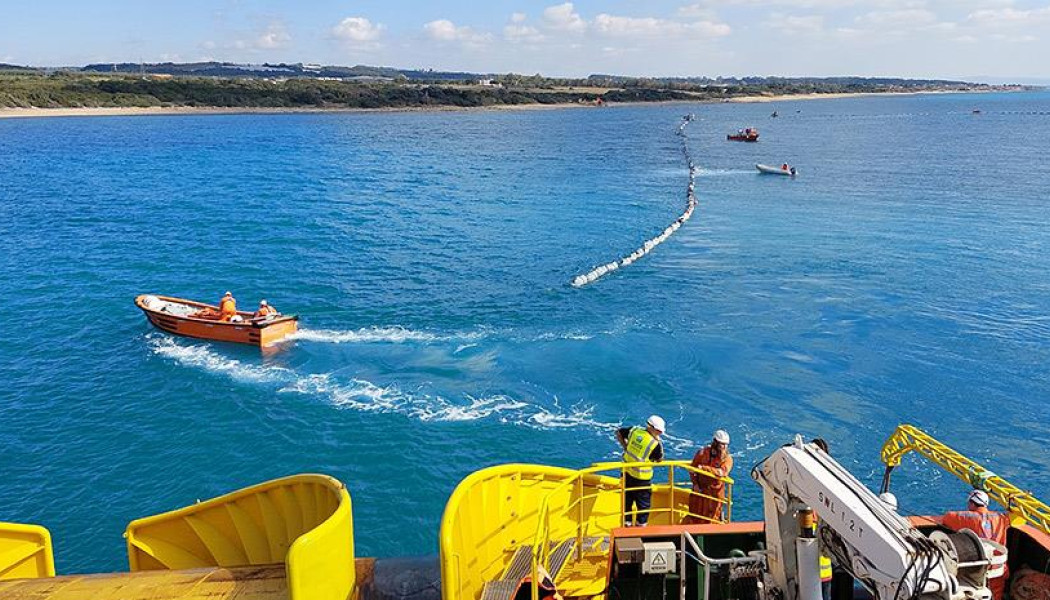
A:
[135,294,298,347]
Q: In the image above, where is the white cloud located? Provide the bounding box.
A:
[424,19,493,44]
[592,14,731,38]
[255,23,291,49]
[332,17,385,43]
[504,23,546,43]
[855,8,938,26]
[511,12,528,24]
[677,4,719,20]
[967,5,1050,26]
[543,3,587,32]
[764,14,826,34]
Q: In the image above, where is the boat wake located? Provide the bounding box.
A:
[147,335,624,433]
[286,326,595,345]
[287,326,485,345]
[692,167,753,178]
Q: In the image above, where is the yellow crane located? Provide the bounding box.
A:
[880,424,1050,535]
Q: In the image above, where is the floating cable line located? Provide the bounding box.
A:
[571,114,699,288]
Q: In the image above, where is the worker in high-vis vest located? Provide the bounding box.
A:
[943,490,1010,600]
[819,552,833,600]
[616,415,665,526]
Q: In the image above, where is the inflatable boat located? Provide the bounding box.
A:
[756,163,796,176]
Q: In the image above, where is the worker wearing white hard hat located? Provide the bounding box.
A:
[616,416,665,526]
[943,489,1010,600]
[686,430,733,524]
[879,492,898,511]
[252,298,278,320]
[218,290,237,322]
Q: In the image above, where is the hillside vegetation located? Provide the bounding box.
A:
[0,68,1009,110]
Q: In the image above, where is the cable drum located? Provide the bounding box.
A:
[571,114,700,288]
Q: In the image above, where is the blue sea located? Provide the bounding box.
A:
[2,92,1049,574]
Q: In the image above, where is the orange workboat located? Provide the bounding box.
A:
[134,294,298,347]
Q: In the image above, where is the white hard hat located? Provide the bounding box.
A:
[647,415,666,433]
[224,291,232,296]
[713,430,730,445]
[879,492,898,510]
[260,300,268,305]
[969,489,990,507]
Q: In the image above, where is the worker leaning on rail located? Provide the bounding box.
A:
[616,415,665,527]
[943,490,1010,600]
[686,430,733,524]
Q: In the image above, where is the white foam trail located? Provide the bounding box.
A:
[288,326,484,344]
[572,114,700,288]
[148,336,618,432]
[149,336,294,384]
[290,326,596,346]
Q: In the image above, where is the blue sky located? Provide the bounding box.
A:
[2,1,1048,79]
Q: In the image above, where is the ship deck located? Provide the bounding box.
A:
[0,564,290,600]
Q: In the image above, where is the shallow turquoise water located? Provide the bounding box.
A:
[2,92,1050,573]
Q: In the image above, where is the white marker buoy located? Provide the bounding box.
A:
[570,115,700,287]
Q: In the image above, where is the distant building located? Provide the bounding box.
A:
[148,74,173,81]
[302,63,322,72]
[477,79,502,88]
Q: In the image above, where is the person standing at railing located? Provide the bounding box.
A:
[686,430,733,524]
[616,415,666,527]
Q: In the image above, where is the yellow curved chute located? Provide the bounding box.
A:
[126,473,354,600]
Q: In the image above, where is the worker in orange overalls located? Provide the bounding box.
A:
[252,299,278,320]
[218,291,238,322]
[686,430,733,524]
[942,490,1009,600]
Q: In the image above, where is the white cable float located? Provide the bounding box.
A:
[571,114,700,288]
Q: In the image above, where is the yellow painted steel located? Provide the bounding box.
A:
[0,522,55,580]
[126,473,354,600]
[881,424,1050,534]
[438,461,733,600]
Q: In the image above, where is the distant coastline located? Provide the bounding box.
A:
[0,89,1017,120]
[1,63,1032,120]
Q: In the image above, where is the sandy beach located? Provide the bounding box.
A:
[0,90,979,119]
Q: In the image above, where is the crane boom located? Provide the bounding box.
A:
[753,436,995,600]
[880,424,1050,535]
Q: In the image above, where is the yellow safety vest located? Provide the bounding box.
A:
[623,427,659,480]
[819,555,832,582]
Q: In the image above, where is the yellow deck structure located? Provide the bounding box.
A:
[439,460,734,600]
[0,474,354,600]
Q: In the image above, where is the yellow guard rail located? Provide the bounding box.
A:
[529,460,733,600]
[0,522,54,581]
[880,424,1050,535]
[126,473,354,600]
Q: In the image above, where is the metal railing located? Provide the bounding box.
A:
[529,460,734,600]
[679,531,766,600]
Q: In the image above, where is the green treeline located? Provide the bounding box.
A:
[0,71,994,110]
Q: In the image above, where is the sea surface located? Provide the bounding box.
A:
[2,92,1050,573]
